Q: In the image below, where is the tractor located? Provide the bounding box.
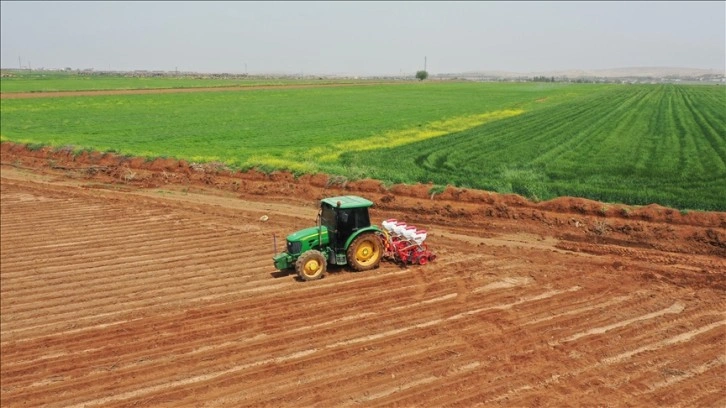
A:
[273,195,383,281]
[273,195,436,281]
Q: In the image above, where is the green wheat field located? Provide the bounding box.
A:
[1,72,724,210]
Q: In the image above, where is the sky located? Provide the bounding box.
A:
[1,1,724,75]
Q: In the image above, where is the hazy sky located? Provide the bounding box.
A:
[1,1,724,75]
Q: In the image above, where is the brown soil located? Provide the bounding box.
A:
[1,142,724,407]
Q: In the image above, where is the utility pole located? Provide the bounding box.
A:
[424,56,427,72]
[18,56,21,69]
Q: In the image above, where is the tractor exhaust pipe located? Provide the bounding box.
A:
[273,233,278,255]
[317,209,323,248]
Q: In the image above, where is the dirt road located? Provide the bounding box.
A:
[1,143,724,407]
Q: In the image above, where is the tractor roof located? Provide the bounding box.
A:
[321,195,374,209]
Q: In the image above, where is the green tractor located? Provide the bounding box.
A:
[273,195,383,281]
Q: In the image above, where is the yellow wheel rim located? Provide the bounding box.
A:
[355,239,380,266]
[304,259,321,276]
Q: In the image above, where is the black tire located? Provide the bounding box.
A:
[295,250,326,281]
[346,233,382,271]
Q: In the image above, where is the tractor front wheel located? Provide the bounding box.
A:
[347,233,382,271]
[296,250,327,281]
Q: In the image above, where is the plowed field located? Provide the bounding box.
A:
[1,144,725,407]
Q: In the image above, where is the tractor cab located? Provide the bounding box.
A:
[273,195,383,281]
[319,196,373,256]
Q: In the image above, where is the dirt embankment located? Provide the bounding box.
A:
[2,141,724,261]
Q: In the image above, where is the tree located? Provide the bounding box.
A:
[416,70,428,81]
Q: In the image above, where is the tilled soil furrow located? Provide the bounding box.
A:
[0,267,430,358]
[613,335,725,401]
[1,278,287,340]
[2,279,446,368]
[1,283,561,397]
[1,264,412,344]
[1,249,268,308]
[0,223,220,263]
[666,364,726,408]
[1,162,723,408]
[474,319,726,407]
[566,310,724,361]
[506,326,726,407]
[373,303,725,406]
[0,248,268,301]
[0,242,268,301]
[4,315,484,408]
[103,336,471,407]
[0,228,251,273]
[0,276,437,368]
[1,314,454,406]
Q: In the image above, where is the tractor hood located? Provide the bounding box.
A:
[287,226,329,244]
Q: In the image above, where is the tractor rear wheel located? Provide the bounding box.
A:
[296,250,326,281]
[347,233,382,271]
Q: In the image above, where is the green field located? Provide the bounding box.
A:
[1,76,724,210]
[0,70,364,93]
